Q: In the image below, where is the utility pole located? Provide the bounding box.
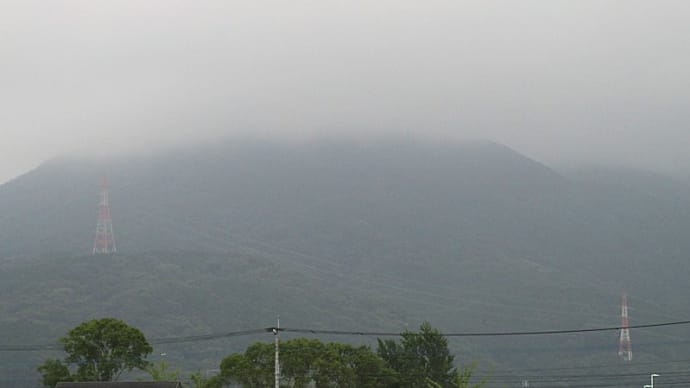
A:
[274,316,280,388]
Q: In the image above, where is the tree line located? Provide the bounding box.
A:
[38,318,485,388]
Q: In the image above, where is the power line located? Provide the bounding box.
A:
[489,357,690,374]
[278,319,690,337]
[151,328,267,345]
[0,328,268,352]
[3,319,690,352]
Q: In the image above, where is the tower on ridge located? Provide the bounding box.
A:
[618,293,632,361]
[93,176,117,255]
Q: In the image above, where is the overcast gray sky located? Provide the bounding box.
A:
[2,0,690,183]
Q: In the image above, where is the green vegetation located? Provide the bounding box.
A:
[147,360,181,382]
[378,322,458,387]
[206,323,482,388]
[1,141,690,385]
[36,320,484,388]
[209,339,394,387]
[37,318,152,386]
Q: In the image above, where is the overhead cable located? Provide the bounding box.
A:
[2,319,690,352]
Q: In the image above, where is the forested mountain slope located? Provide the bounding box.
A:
[1,140,690,386]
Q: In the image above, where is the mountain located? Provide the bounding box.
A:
[0,140,568,259]
[1,139,690,386]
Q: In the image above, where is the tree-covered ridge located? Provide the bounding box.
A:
[1,141,690,385]
[2,245,690,384]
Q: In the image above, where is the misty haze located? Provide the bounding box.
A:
[2,1,690,388]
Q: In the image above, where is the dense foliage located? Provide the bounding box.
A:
[206,323,484,388]
[378,322,457,387]
[37,318,152,386]
[208,338,395,387]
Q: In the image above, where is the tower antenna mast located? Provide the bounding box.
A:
[93,175,117,255]
[618,293,632,361]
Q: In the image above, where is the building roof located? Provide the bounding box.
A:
[55,382,183,388]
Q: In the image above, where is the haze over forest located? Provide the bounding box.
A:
[2,139,690,387]
[2,1,690,387]
[3,0,690,184]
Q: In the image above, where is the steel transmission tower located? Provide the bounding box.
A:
[92,176,117,255]
[618,293,632,361]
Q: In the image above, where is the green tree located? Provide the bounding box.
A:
[37,318,153,386]
[426,365,487,388]
[37,359,72,388]
[190,370,218,388]
[216,338,397,387]
[454,363,488,388]
[378,322,458,388]
[281,338,323,387]
[219,342,274,387]
[322,342,398,388]
[147,360,180,381]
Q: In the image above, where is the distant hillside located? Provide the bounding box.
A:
[1,140,690,386]
[0,140,568,259]
[3,140,690,282]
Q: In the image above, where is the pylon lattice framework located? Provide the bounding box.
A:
[618,293,632,361]
[93,176,117,255]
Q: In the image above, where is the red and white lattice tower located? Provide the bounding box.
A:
[618,293,632,361]
[92,176,117,255]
